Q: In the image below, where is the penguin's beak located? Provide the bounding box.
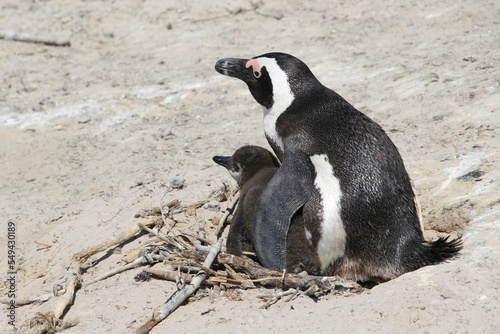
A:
[212,155,232,169]
[215,58,251,82]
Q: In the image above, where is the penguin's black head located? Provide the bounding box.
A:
[213,145,280,187]
[215,52,319,110]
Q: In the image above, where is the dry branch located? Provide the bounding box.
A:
[25,217,161,333]
[224,263,255,289]
[136,238,223,334]
[143,268,195,283]
[142,266,217,287]
[52,269,79,320]
[83,256,148,287]
[137,222,186,250]
[0,31,70,47]
[71,217,159,267]
[25,269,80,334]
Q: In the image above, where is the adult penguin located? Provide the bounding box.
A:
[215,52,461,282]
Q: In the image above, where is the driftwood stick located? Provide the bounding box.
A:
[137,222,185,250]
[82,256,149,287]
[52,269,79,320]
[34,240,53,248]
[224,263,255,289]
[71,217,158,266]
[137,222,171,243]
[178,230,212,244]
[216,253,278,278]
[142,268,215,286]
[25,268,81,333]
[136,238,222,334]
[259,288,298,309]
[83,250,178,287]
[0,31,70,47]
[143,268,195,283]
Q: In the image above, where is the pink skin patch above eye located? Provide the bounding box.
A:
[246,59,262,78]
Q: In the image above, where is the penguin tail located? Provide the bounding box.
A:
[419,235,463,266]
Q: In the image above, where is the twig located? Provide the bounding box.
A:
[25,268,81,334]
[178,229,212,244]
[143,268,194,283]
[142,268,215,286]
[136,238,223,334]
[259,284,320,308]
[72,217,159,267]
[52,268,79,319]
[34,240,53,248]
[137,222,185,250]
[259,288,298,308]
[193,241,211,253]
[122,246,150,263]
[82,256,148,287]
[224,263,255,289]
[0,31,70,47]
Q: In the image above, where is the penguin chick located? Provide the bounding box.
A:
[213,145,321,274]
[215,53,462,282]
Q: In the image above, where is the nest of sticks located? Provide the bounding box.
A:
[15,191,363,334]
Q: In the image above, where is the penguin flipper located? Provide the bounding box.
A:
[254,140,314,271]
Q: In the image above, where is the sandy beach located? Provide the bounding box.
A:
[1,0,499,333]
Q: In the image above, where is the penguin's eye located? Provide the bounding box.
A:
[246,59,262,79]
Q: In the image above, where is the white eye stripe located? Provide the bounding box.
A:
[256,57,295,153]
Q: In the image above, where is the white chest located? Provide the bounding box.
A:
[309,154,346,270]
[263,106,284,152]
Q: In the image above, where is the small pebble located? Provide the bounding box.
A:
[161,128,172,139]
[78,116,91,124]
[202,202,221,211]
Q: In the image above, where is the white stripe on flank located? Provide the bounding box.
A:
[309,154,346,270]
[255,57,295,153]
